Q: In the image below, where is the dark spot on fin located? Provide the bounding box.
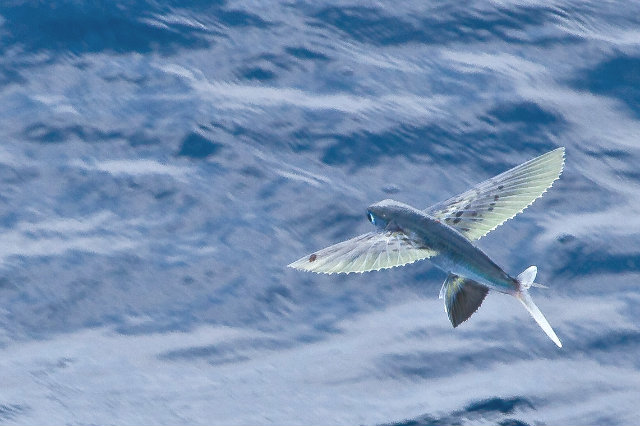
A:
[498,185,504,190]
[453,218,461,224]
[494,195,500,201]
[309,254,317,262]
[471,211,478,217]
[455,211,463,217]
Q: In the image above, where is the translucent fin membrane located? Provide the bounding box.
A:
[288,231,437,274]
[440,274,488,328]
[425,148,565,241]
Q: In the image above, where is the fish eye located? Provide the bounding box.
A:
[367,212,375,224]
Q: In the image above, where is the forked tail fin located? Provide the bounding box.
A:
[516,266,562,348]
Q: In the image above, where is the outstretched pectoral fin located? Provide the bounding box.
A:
[425,148,565,241]
[440,274,489,327]
[288,231,437,274]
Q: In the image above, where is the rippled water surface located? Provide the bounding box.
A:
[1,1,639,424]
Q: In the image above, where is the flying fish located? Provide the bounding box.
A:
[288,148,565,347]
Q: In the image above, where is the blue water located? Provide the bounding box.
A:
[0,1,639,424]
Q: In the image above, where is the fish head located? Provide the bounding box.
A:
[366,209,388,229]
[366,199,410,230]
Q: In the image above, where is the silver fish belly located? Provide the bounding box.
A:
[373,201,518,293]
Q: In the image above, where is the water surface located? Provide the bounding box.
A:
[0,1,639,424]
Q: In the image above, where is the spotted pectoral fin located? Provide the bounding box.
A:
[425,148,565,241]
[440,273,489,327]
[288,231,437,274]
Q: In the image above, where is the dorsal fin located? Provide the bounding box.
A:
[440,274,489,327]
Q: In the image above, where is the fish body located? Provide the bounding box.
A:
[288,148,565,347]
[367,199,518,294]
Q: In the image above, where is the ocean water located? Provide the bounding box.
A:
[0,1,639,424]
